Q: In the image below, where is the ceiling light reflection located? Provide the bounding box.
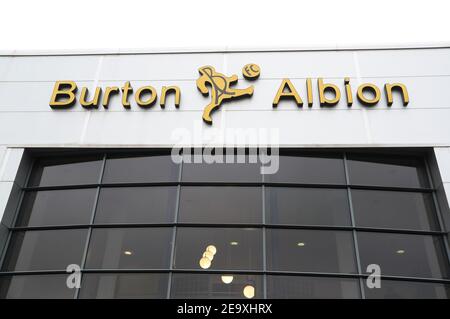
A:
[206,245,217,255]
[203,251,214,260]
[199,257,211,269]
[221,275,234,284]
[243,285,255,299]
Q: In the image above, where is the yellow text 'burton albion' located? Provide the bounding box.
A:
[49,78,410,113]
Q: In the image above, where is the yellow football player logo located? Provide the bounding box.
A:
[196,65,255,124]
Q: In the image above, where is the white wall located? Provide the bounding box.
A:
[0,47,449,148]
[0,147,26,257]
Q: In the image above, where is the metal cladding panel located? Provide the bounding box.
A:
[0,47,448,147]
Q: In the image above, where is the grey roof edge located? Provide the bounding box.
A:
[1,41,450,56]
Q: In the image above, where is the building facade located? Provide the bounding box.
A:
[0,45,449,298]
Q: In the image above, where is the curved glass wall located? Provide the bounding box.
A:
[0,149,449,299]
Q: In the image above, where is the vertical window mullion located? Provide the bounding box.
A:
[424,158,450,267]
[74,153,107,299]
[167,153,183,299]
[343,152,366,299]
[262,164,267,299]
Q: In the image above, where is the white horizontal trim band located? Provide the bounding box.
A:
[1,42,450,57]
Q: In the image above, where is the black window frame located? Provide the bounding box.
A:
[0,148,448,299]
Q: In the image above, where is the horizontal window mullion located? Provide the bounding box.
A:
[266,225,446,235]
[353,226,446,236]
[263,183,347,189]
[265,272,450,284]
[100,182,180,187]
[9,224,447,235]
[10,225,92,231]
[23,184,100,191]
[22,183,435,192]
[0,270,70,276]
[357,274,450,285]
[1,269,449,286]
[349,184,435,193]
[179,182,263,187]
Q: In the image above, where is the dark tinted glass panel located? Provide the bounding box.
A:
[85,228,172,269]
[2,229,87,271]
[0,225,7,258]
[95,187,177,224]
[0,275,75,299]
[102,155,179,183]
[352,190,439,230]
[178,187,261,224]
[16,189,96,227]
[364,280,450,299]
[347,154,429,188]
[437,187,450,232]
[79,273,169,299]
[28,157,102,187]
[171,273,262,299]
[266,187,351,226]
[266,153,345,184]
[267,275,360,299]
[174,228,263,270]
[357,232,449,279]
[266,229,356,273]
[182,152,261,182]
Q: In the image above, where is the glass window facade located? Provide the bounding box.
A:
[0,150,449,299]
